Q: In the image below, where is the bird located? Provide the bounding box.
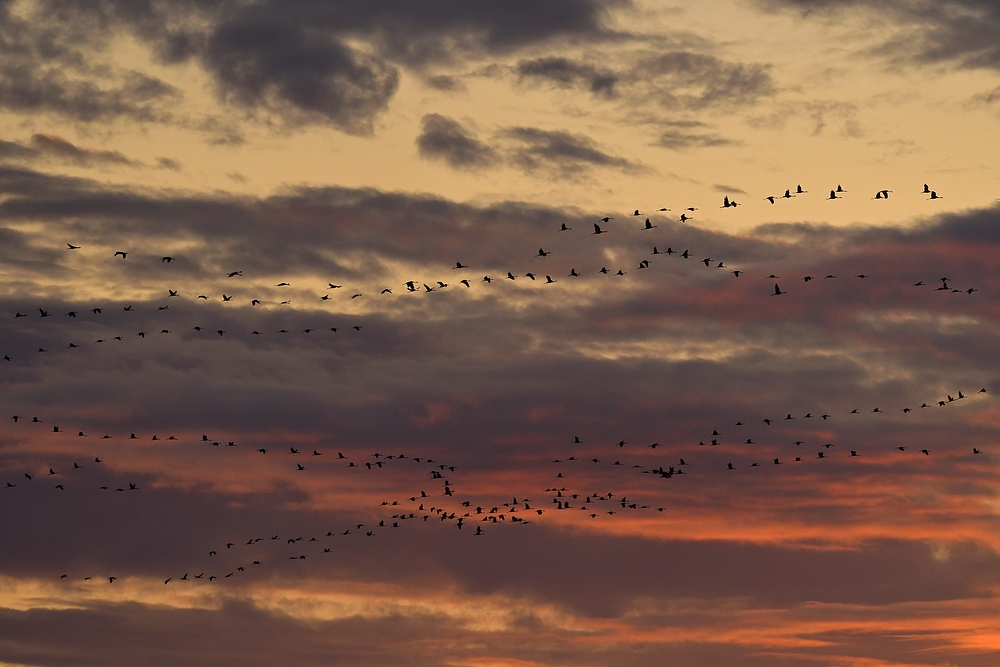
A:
[161,256,174,262]
[560,223,571,231]
[537,248,550,257]
[828,190,841,200]
[114,251,127,258]
[593,223,607,235]
[772,284,785,296]
[67,243,80,249]
[643,218,656,230]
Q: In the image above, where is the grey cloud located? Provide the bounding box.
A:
[0,139,39,161]
[416,115,641,176]
[155,157,181,171]
[423,74,466,92]
[713,183,748,195]
[498,126,642,175]
[0,134,164,169]
[970,84,1000,104]
[760,0,1000,72]
[515,56,618,98]
[745,99,861,136]
[0,65,180,124]
[508,51,776,114]
[0,1,181,123]
[202,18,399,134]
[29,134,138,167]
[655,128,738,150]
[416,114,498,168]
[635,51,776,109]
[18,0,628,132]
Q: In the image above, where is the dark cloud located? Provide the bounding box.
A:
[416,114,498,168]
[655,126,738,150]
[515,56,619,98]
[635,51,776,109]
[0,134,162,169]
[0,0,180,123]
[0,139,38,161]
[970,84,1000,105]
[29,134,138,167]
[713,183,748,195]
[416,116,640,176]
[155,157,181,171]
[498,126,642,175]
[423,74,466,92]
[760,0,1000,72]
[2,167,1000,666]
[507,51,777,116]
[202,18,399,133]
[9,0,627,132]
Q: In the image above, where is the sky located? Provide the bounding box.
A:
[2,1,1000,665]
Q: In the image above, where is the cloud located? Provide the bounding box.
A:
[416,115,641,177]
[634,51,776,109]
[202,18,400,134]
[655,125,738,150]
[713,183,748,195]
[759,0,1000,73]
[0,134,146,168]
[515,57,618,98]
[29,134,138,167]
[510,51,776,114]
[155,157,182,171]
[970,84,1000,105]
[416,114,498,168]
[2,166,1000,666]
[3,0,627,133]
[423,75,467,92]
[497,126,642,176]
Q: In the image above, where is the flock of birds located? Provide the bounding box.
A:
[0,184,981,364]
[1,181,994,586]
[3,375,988,585]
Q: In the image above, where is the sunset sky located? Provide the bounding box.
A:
[2,1,1000,665]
